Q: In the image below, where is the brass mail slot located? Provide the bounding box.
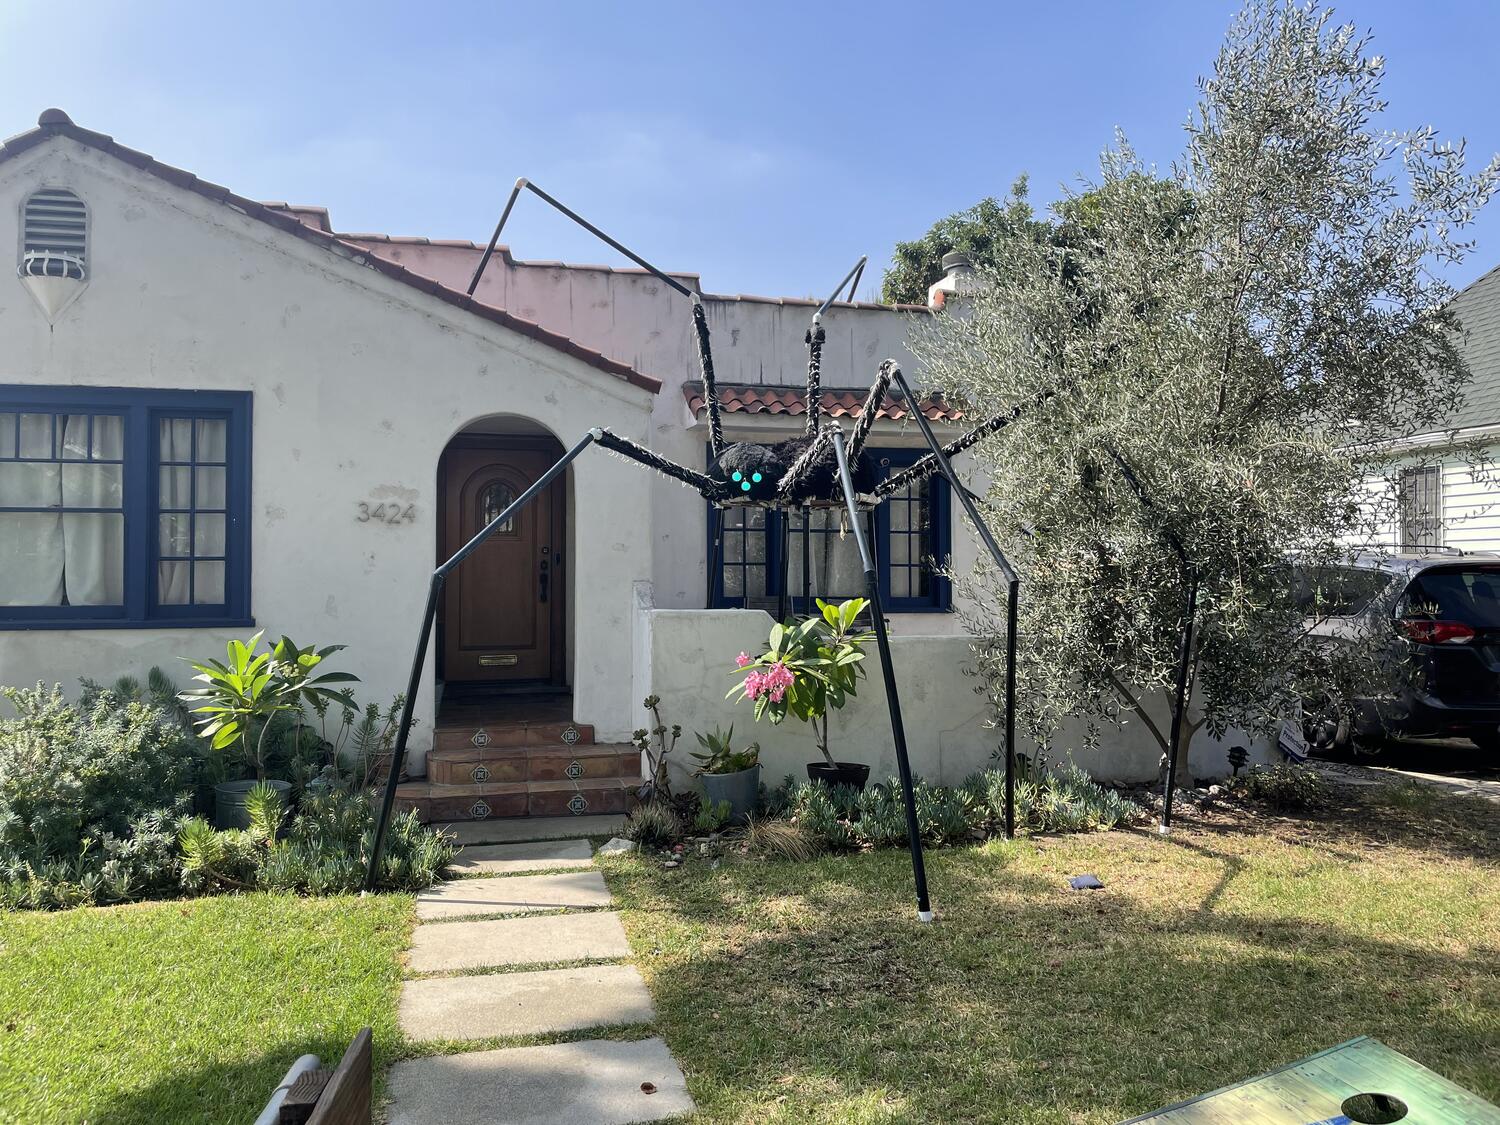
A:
[478,654,519,667]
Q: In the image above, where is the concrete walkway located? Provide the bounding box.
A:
[387,832,692,1125]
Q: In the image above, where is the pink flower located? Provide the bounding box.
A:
[735,651,752,668]
[764,661,794,703]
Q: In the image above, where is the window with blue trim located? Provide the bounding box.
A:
[0,386,251,627]
[709,447,950,612]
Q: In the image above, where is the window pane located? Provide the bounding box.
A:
[0,511,64,605]
[724,566,744,596]
[725,532,743,563]
[0,414,14,458]
[194,562,225,605]
[160,466,192,507]
[158,560,191,604]
[195,419,227,463]
[195,467,226,509]
[160,418,193,460]
[159,513,192,557]
[60,415,90,460]
[61,463,123,508]
[61,512,124,605]
[92,415,124,460]
[18,414,53,458]
[194,513,225,556]
[0,462,60,506]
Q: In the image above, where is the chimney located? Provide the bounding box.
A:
[927,250,980,310]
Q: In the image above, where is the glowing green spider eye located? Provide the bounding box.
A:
[751,472,763,483]
[731,471,743,482]
[741,481,752,492]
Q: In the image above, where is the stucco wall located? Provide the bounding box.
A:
[0,137,656,749]
[644,607,1275,790]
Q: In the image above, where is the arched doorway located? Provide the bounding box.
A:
[437,417,569,691]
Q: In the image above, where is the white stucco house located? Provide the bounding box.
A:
[0,110,1249,820]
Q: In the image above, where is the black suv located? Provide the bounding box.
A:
[1299,550,1500,754]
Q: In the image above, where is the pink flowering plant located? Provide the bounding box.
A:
[728,598,873,767]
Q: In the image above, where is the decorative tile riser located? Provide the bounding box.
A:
[432,722,594,753]
[393,779,641,824]
[426,746,639,786]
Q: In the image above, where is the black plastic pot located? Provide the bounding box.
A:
[805,761,871,791]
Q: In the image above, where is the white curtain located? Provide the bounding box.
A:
[157,417,226,605]
[61,415,124,605]
[787,509,864,600]
[0,414,64,606]
[0,413,125,608]
[158,418,193,605]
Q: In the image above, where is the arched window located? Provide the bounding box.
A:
[20,188,87,280]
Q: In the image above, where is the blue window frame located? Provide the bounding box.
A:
[0,385,252,628]
[708,447,950,613]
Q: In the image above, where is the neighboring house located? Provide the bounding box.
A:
[0,110,1251,809]
[1367,263,1500,552]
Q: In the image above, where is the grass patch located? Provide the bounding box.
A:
[0,891,412,1124]
[602,788,1500,1123]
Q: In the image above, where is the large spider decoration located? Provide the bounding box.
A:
[367,180,1027,921]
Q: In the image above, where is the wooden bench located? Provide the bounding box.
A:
[272,1029,373,1125]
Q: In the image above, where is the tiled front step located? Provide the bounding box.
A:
[427,745,637,786]
[433,719,594,753]
[386,1037,694,1125]
[395,778,640,823]
[399,964,654,1041]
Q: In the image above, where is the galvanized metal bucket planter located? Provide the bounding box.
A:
[701,763,760,824]
[214,778,293,829]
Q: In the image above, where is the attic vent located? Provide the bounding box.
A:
[21,188,87,279]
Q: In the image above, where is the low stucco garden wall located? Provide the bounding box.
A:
[642,608,1275,792]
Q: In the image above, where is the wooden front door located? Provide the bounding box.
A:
[440,442,565,684]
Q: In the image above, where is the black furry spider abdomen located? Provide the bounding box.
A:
[713,437,877,505]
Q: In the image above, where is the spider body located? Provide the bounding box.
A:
[713,437,877,505]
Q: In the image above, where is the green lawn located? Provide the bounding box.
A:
[602,786,1500,1124]
[0,892,412,1124]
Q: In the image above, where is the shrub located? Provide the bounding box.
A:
[746,818,822,861]
[1236,764,1329,811]
[966,764,1144,832]
[179,779,454,895]
[623,800,684,847]
[693,798,733,834]
[0,683,196,865]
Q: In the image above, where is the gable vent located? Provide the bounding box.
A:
[21,188,87,279]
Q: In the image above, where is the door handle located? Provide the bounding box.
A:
[539,558,550,603]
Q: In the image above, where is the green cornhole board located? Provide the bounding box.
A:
[1119,1036,1500,1124]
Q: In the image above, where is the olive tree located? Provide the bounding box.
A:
[913,0,1498,787]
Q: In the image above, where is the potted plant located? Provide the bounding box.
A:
[729,597,874,790]
[180,632,358,827]
[689,725,760,824]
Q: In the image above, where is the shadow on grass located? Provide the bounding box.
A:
[69,1035,378,1125]
[604,821,1500,1125]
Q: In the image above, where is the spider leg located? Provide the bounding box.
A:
[804,323,825,436]
[691,299,727,459]
[775,427,834,501]
[845,359,895,464]
[590,427,730,501]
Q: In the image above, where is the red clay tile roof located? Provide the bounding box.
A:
[4,111,659,394]
[683,382,965,423]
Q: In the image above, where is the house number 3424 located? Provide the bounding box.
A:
[357,502,417,525]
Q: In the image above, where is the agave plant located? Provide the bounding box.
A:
[179,632,358,780]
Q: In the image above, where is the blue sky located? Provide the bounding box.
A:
[3,1,1497,299]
